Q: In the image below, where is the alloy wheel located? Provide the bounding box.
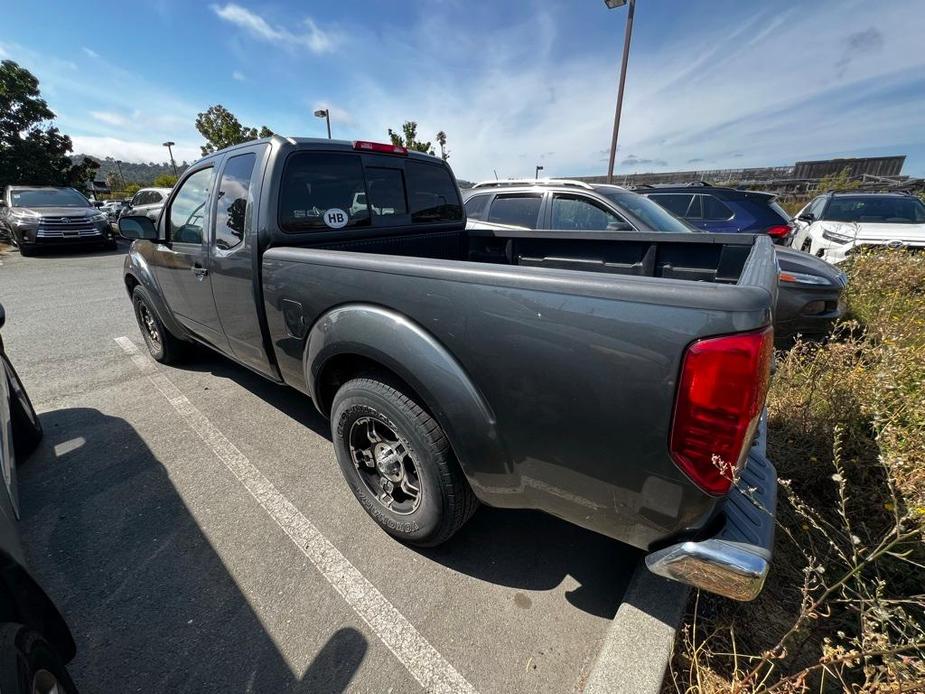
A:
[348,416,422,515]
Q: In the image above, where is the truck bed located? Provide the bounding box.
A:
[304,227,762,285]
[260,228,777,550]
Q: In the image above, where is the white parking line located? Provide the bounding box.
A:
[115,336,477,694]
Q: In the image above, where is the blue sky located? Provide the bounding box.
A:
[2,0,923,180]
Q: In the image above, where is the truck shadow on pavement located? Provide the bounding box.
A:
[17,407,366,693]
[180,350,640,620]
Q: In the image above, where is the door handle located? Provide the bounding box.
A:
[191,264,209,279]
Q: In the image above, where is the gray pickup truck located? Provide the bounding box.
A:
[119,136,779,601]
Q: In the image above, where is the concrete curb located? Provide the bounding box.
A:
[584,562,690,694]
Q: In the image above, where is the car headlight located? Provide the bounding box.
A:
[779,270,834,286]
[89,212,107,222]
[822,228,854,244]
[8,208,39,222]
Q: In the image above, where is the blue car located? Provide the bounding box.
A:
[638,184,794,244]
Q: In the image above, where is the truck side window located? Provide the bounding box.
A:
[214,152,257,250]
[279,153,370,231]
[169,168,214,245]
[405,161,462,223]
[551,194,626,230]
[487,194,542,228]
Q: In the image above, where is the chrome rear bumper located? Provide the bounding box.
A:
[645,413,777,601]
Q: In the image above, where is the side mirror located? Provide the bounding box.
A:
[119,215,160,241]
[798,213,815,223]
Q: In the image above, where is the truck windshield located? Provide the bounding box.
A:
[279,152,462,232]
[11,188,90,208]
[596,189,694,232]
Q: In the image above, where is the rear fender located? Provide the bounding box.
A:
[304,304,513,500]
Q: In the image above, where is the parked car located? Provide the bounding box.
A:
[0,186,117,256]
[635,183,794,244]
[789,192,925,264]
[0,304,80,694]
[119,136,780,601]
[123,187,172,222]
[464,180,845,343]
[100,200,130,222]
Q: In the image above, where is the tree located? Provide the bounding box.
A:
[815,167,861,193]
[123,183,141,197]
[388,121,434,155]
[153,174,178,188]
[0,60,99,190]
[195,105,273,156]
[436,131,449,161]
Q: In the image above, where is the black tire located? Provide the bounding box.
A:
[103,239,118,251]
[3,356,43,461]
[18,244,34,257]
[0,623,79,694]
[131,286,185,364]
[331,377,478,546]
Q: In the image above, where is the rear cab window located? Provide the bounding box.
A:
[278,151,462,233]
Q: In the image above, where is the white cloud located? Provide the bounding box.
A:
[70,136,200,164]
[211,4,338,54]
[90,111,129,127]
[82,47,99,59]
[232,70,246,81]
[344,1,925,181]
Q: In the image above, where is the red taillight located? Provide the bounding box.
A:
[669,327,773,495]
[765,224,791,239]
[353,140,408,155]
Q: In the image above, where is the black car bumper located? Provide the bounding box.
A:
[774,284,844,343]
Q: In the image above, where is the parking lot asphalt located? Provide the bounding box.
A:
[0,243,642,693]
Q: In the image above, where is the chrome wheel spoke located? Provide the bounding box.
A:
[348,415,423,516]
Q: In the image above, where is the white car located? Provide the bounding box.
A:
[790,192,925,264]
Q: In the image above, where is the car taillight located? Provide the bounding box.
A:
[353,140,408,155]
[669,327,773,495]
[765,224,791,239]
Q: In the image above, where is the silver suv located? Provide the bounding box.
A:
[462,179,692,232]
[124,187,173,221]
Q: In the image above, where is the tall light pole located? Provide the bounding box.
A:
[162,141,178,176]
[314,109,332,139]
[604,0,636,184]
[535,165,544,180]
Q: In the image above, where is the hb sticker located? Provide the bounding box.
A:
[323,208,348,229]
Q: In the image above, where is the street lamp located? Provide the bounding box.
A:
[604,0,636,184]
[535,165,544,180]
[162,141,178,176]
[314,109,332,139]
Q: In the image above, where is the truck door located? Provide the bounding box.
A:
[153,166,228,350]
[207,145,278,378]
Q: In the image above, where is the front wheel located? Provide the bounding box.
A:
[331,377,478,547]
[0,623,78,694]
[131,286,185,364]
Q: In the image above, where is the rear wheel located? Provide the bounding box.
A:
[132,286,185,364]
[331,376,478,546]
[0,623,78,694]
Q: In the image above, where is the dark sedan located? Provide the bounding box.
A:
[0,186,117,256]
[0,304,80,693]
